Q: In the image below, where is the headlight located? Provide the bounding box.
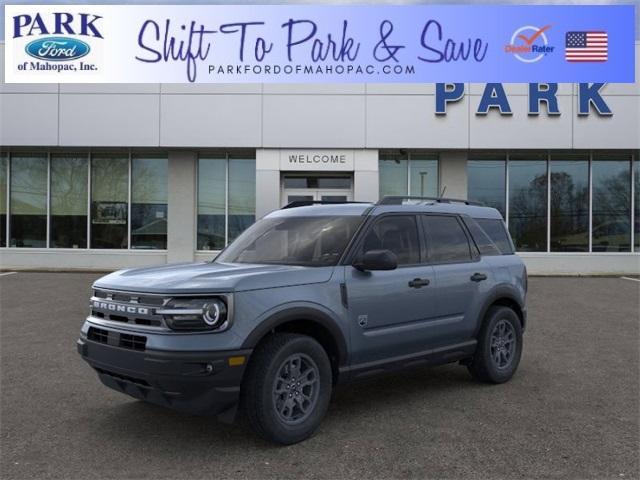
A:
[203,300,226,326]
[158,297,229,331]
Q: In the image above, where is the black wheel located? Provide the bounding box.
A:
[467,306,523,384]
[240,333,332,444]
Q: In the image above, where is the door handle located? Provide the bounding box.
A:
[408,278,430,288]
[470,272,488,282]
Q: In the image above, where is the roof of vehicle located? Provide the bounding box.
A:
[268,198,503,220]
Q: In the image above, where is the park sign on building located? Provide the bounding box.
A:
[3,4,635,84]
[436,83,613,116]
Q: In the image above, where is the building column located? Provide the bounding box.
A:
[255,149,281,219]
[167,150,197,263]
[439,151,468,199]
[354,149,379,202]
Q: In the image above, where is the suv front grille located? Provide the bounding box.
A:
[90,289,168,330]
[87,326,147,351]
[94,289,164,306]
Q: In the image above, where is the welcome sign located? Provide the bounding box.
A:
[3,4,636,83]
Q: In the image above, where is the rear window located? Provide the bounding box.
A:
[475,218,514,254]
[463,218,501,256]
[423,215,472,263]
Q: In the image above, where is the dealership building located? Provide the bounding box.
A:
[0,41,638,274]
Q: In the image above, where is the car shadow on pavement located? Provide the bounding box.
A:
[91,364,479,449]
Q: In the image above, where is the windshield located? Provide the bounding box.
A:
[216,215,364,267]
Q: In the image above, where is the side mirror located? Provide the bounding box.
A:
[352,249,398,271]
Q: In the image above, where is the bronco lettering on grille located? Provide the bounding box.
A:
[91,300,149,315]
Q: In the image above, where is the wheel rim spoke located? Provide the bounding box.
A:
[490,319,516,370]
[272,352,320,425]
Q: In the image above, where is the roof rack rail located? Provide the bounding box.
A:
[376,196,485,206]
[281,200,370,209]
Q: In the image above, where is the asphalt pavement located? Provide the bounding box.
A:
[0,273,638,479]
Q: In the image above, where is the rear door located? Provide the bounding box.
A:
[421,214,492,345]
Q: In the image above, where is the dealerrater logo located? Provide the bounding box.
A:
[505,25,554,63]
[12,12,103,72]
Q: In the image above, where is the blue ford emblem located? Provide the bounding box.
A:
[25,37,90,61]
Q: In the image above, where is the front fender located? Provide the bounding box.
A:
[240,302,349,366]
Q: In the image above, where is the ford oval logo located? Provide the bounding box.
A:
[25,37,90,62]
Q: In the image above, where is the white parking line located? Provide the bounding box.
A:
[0,271,18,277]
[621,277,640,283]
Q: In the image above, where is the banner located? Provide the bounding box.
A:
[3,4,636,83]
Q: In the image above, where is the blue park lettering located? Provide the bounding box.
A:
[435,83,611,116]
[13,12,103,39]
[529,84,560,115]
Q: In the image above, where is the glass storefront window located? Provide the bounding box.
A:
[508,154,548,252]
[592,154,631,252]
[228,156,256,243]
[198,154,256,250]
[379,151,408,198]
[91,155,128,249]
[549,155,589,252]
[0,155,7,247]
[467,156,506,218]
[50,155,88,248]
[10,154,47,248]
[409,155,438,197]
[131,156,168,249]
[379,151,438,198]
[198,157,226,250]
[1,149,635,256]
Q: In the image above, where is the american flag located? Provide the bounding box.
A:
[565,31,608,62]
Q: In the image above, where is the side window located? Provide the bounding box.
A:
[463,217,501,256]
[423,215,472,263]
[360,216,421,265]
[476,218,514,254]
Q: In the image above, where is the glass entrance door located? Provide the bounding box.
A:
[282,175,353,206]
[284,189,352,205]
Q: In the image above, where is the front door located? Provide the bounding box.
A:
[282,175,353,206]
[344,215,439,365]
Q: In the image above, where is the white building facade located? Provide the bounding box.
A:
[1,42,639,274]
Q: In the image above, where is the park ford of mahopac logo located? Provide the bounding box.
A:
[12,12,103,73]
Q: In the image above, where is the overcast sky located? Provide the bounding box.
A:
[1,0,638,40]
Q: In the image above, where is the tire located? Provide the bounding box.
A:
[240,333,332,445]
[467,306,523,384]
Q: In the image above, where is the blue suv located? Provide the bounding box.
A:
[78,197,527,444]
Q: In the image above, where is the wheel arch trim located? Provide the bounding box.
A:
[240,305,349,366]
[475,285,526,335]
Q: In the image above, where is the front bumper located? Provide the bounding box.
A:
[77,334,251,417]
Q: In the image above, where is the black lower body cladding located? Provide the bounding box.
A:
[77,335,252,417]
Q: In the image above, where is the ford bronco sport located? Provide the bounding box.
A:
[78,196,527,444]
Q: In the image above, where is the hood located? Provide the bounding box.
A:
[93,261,335,294]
